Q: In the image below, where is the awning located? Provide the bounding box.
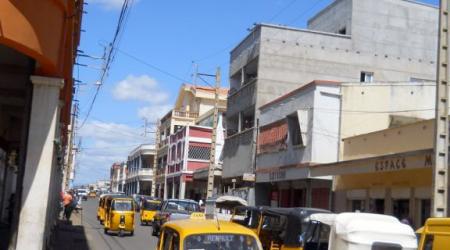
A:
[310,149,433,177]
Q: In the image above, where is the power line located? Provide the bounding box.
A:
[78,0,134,130]
[116,47,189,83]
[267,0,299,23]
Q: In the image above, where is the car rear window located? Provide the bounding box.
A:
[112,200,133,211]
[184,234,259,250]
[167,201,200,212]
[143,201,160,210]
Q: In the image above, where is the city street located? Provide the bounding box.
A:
[77,198,158,250]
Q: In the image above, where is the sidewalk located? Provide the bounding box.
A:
[50,210,90,250]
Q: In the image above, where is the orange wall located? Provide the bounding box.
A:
[0,0,83,141]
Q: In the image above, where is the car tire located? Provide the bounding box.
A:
[151,226,158,236]
[130,230,134,236]
[104,228,108,235]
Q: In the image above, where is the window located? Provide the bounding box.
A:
[287,113,302,146]
[185,234,259,250]
[241,109,255,131]
[188,146,210,160]
[338,27,346,35]
[360,71,374,83]
[162,230,173,250]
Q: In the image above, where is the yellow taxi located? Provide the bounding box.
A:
[140,199,161,225]
[417,217,450,250]
[97,195,107,223]
[103,197,135,236]
[157,219,263,250]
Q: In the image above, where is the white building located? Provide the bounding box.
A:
[125,144,155,195]
[255,80,339,208]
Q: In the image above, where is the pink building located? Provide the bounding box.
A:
[166,125,217,200]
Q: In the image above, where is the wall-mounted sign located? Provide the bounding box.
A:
[243,173,256,182]
[374,154,432,172]
[269,170,286,181]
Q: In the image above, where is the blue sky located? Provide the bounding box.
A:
[74,0,439,185]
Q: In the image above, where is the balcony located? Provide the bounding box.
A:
[173,110,199,119]
[227,78,257,116]
[222,127,256,179]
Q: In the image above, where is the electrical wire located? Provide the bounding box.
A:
[78,0,134,130]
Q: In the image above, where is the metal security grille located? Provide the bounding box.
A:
[188,146,210,160]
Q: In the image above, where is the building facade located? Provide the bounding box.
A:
[0,1,83,249]
[254,80,341,208]
[165,115,225,200]
[222,0,438,203]
[110,163,121,193]
[125,144,155,195]
[154,84,228,199]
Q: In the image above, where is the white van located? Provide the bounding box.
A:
[303,212,417,250]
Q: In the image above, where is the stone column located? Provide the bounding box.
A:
[16,76,63,250]
[179,178,186,199]
[137,180,140,194]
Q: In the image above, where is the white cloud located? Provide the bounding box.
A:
[89,0,126,10]
[112,75,169,104]
[138,104,172,122]
[74,120,153,185]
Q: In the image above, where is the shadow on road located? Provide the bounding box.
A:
[50,219,90,250]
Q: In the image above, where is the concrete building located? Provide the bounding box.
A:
[311,118,437,228]
[165,114,225,200]
[110,163,121,193]
[255,80,340,208]
[222,0,438,203]
[118,162,127,192]
[0,1,83,249]
[125,144,155,195]
[155,84,228,199]
[305,80,441,228]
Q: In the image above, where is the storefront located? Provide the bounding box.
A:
[311,149,434,228]
[256,164,331,209]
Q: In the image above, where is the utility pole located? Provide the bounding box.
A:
[432,0,450,217]
[206,68,221,198]
[151,120,160,197]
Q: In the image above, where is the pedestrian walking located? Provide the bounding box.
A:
[63,190,74,221]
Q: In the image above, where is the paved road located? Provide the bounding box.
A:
[80,198,158,250]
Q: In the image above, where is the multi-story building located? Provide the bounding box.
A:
[110,163,121,192]
[118,162,127,192]
[165,113,225,200]
[306,80,440,228]
[154,84,228,198]
[222,0,438,204]
[255,80,339,208]
[124,144,156,195]
[0,1,83,249]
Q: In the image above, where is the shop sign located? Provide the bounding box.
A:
[243,173,256,182]
[269,170,286,181]
[374,154,433,172]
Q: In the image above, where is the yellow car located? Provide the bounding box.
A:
[140,199,161,225]
[97,195,107,223]
[417,217,450,250]
[104,197,135,236]
[157,219,263,250]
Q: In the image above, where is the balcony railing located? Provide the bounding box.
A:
[227,79,256,116]
[173,110,199,119]
[222,127,256,179]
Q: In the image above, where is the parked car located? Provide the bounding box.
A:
[152,199,201,236]
[76,188,89,201]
